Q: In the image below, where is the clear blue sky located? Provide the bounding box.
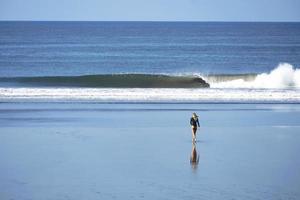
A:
[0,0,299,21]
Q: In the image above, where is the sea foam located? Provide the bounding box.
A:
[1,87,300,103]
[210,63,300,89]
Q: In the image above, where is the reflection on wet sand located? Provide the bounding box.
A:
[190,142,199,171]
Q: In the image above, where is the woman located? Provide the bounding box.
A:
[190,113,200,142]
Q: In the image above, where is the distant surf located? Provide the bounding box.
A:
[0,63,300,103]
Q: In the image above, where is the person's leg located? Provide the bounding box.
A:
[191,127,197,142]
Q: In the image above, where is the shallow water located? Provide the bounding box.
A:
[0,103,300,199]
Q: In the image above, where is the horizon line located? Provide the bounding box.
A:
[0,20,300,23]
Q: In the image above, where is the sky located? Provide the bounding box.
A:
[0,0,300,21]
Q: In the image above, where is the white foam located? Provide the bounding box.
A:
[210,63,300,89]
[1,87,300,103]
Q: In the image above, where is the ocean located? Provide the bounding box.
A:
[0,21,300,102]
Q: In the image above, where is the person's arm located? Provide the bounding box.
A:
[197,119,200,127]
[190,118,193,126]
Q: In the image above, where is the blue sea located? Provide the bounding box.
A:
[0,21,300,102]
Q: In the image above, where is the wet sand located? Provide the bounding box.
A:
[0,103,300,200]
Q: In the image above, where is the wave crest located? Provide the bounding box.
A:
[0,74,210,88]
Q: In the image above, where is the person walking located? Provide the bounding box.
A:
[190,113,200,143]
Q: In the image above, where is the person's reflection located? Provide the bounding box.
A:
[190,142,199,171]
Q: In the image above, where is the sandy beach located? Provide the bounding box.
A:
[1,102,300,200]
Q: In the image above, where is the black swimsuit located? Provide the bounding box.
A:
[190,117,200,128]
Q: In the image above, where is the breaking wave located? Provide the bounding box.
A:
[0,63,299,90]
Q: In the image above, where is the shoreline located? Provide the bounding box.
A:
[2,100,300,104]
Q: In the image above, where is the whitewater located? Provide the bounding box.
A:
[208,63,300,89]
[1,87,299,103]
